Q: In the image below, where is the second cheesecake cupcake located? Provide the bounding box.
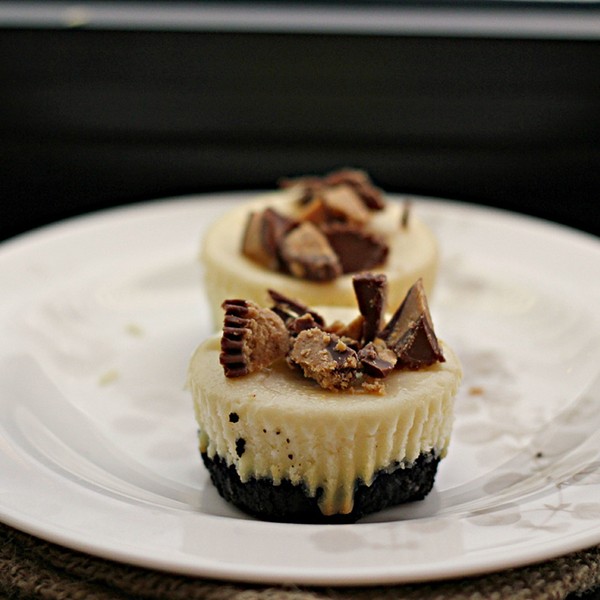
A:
[201,169,439,327]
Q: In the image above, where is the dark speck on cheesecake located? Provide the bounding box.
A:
[235,438,246,458]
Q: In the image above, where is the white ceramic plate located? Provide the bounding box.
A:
[0,193,599,586]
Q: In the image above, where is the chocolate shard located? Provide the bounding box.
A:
[322,222,388,274]
[220,299,290,377]
[287,329,359,390]
[400,199,412,229]
[262,207,297,253]
[241,208,296,269]
[240,211,273,268]
[267,289,325,327]
[379,279,445,369]
[286,312,323,336]
[352,273,388,343]
[279,221,342,281]
[323,169,385,211]
[358,339,397,378]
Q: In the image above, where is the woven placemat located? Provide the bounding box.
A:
[1,522,600,600]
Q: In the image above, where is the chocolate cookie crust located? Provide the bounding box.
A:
[201,450,440,523]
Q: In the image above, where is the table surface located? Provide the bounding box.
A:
[1,522,599,600]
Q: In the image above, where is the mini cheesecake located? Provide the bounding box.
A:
[201,169,439,328]
[188,276,462,523]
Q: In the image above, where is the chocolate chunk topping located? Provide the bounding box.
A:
[217,275,444,390]
[267,289,325,327]
[240,211,273,269]
[288,329,359,390]
[352,273,388,343]
[241,208,296,269]
[320,169,385,211]
[297,197,328,224]
[320,184,371,225]
[247,169,390,279]
[286,313,324,336]
[229,412,239,423]
[220,299,290,377]
[278,175,324,204]
[279,222,342,281]
[263,207,297,255]
[379,279,445,369]
[322,222,388,274]
[358,340,397,378]
[400,199,412,229]
[281,169,384,211]
[327,314,364,346]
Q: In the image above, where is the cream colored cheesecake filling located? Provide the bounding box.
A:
[188,336,461,516]
[201,190,439,328]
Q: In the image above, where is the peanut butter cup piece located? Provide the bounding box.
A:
[327,314,364,345]
[358,339,397,378]
[220,299,289,377]
[241,208,296,269]
[279,175,322,190]
[323,169,385,211]
[352,273,388,343]
[278,175,324,204]
[322,223,388,274]
[279,222,342,281]
[286,312,324,336]
[379,279,445,369]
[320,184,371,225]
[241,211,273,268]
[280,169,385,211]
[287,329,359,390]
[297,197,328,224]
[267,289,325,327]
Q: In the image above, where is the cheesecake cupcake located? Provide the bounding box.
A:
[201,169,439,327]
[188,275,462,523]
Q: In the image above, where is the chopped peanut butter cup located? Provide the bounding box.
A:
[352,273,388,343]
[320,184,371,225]
[328,314,365,345]
[318,168,385,211]
[267,289,325,327]
[243,169,391,282]
[322,223,389,274]
[218,274,444,389]
[297,197,328,224]
[379,278,445,369]
[279,222,342,281]
[286,312,324,336]
[241,208,296,269]
[287,329,359,390]
[220,299,289,377]
[358,339,397,378]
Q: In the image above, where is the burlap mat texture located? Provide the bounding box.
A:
[2,522,600,600]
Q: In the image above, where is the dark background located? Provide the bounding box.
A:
[1,5,599,242]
